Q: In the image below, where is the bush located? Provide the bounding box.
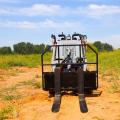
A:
[13,42,34,54]
[0,47,12,55]
[103,43,113,51]
[93,41,103,52]
[93,41,113,52]
[13,42,46,54]
[34,44,45,54]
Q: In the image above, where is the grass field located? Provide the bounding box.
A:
[0,52,52,69]
[0,50,119,73]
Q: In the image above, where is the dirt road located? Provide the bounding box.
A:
[0,67,120,120]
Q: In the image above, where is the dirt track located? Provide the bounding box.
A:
[0,67,120,120]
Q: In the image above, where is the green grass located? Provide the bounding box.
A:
[0,52,52,69]
[99,50,120,73]
[0,105,18,120]
[0,50,119,71]
[86,50,120,73]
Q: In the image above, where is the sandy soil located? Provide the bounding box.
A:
[0,67,120,120]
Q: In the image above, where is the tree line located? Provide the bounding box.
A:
[0,42,51,55]
[0,41,113,55]
[93,41,113,52]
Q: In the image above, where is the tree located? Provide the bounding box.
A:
[14,42,26,54]
[13,42,47,54]
[34,45,41,54]
[103,43,113,51]
[39,44,45,53]
[93,41,113,52]
[93,41,103,52]
[0,47,12,55]
[13,42,34,54]
[26,42,34,54]
[33,44,45,54]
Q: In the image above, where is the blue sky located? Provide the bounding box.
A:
[0,0,120,48]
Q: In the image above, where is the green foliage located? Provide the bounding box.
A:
[99,50,120,72]
[93,41,113,52]
[0,47,12,55]
[34,44,45,54]
[0,53,52,69]
[0,106,18,120]
[0,41,114,55]
[86,49,120,73]
[13,42,50,54]
[0,50,119,73]
[13,42,35,54]
[93,41,103,51]
[0,106,13,120]
[103,43,113,51]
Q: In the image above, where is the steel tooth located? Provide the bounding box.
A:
[77,68,88,113]
[78,94,88,113]
[52,67,61,113]
[52,94,61,112]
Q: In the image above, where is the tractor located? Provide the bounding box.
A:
[41,32,99,113]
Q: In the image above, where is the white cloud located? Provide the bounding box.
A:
[20,4,62,16]
[0,20,81,29]
[0,4,120,18]
[77,4,120,18]
[0,21,37,29]
[0,3,69,16]
[41,19,81,28]
[88,4,120,17]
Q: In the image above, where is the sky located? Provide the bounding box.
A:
[0,0,120,48]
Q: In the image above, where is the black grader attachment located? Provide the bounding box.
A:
[41,33,99,113]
